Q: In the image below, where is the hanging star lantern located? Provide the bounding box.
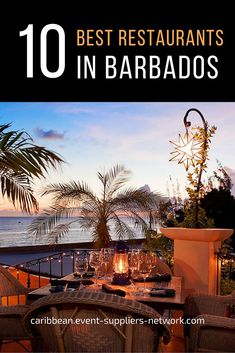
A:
[170,131,203,171]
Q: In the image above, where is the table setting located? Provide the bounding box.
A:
[60,245,175,299]
[28,244,178,304]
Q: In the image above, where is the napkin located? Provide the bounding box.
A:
[102,284,126,297]
[149,288,176,297]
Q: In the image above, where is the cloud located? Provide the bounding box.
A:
[35,128,65,140]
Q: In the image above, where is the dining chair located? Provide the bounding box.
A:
[183,291,235,352]
[0,264,32,350]
[24,290,171,352]
[0,304,31,351]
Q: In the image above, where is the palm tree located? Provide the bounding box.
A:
[0,123,63,213]
[28,165,164,247]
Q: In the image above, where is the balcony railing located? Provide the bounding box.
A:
[2,249,91,289]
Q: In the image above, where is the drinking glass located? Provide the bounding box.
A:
[75,256,88,289]
[138,255,152,293]
[128,250,139,291]
[149,252,158,267]
[100,248,113,280]
[89,251,101,286]
[129,250,139,279]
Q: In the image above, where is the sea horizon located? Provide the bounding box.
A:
[0,216,146,248]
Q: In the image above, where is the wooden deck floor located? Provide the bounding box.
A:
[1,268,185,352]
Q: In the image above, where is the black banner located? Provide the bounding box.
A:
[0,5,234,101]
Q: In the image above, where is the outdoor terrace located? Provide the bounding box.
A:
[0,246,235,352]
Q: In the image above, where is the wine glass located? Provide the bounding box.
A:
[100,248,113,280]
[75,256,88,289]
[138,255,152,293]
[128,250,139,291]
[89,251,101,286]
[149,252,158,267]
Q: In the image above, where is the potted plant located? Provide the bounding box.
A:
[160,108,233,242]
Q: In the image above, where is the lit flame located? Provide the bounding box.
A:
[113,253,129,274]
[118,257,124,272]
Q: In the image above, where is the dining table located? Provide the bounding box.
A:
[27,273,189,312]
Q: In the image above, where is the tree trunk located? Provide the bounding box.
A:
[95,218,111,248]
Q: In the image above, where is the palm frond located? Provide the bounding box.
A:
[124,209,149,232]
[41,181,96,204]
[29,164,164,247]
[97,164,131,199]
[112,187,162,211]
[0,173,38,214]
[0,123,11,134]
[0,122,64,214]
[0,123,63,179]
[0,124,32,150]
[79,216,97,231]
[80,203,100,218]
[27,206,78,236]
[112,214,136,240]
[47,222,73,244]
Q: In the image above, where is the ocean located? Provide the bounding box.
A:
[0,217,145,248]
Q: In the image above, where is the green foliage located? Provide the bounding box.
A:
[143,230,174,269]
[167,122,217,228]
[178,206,214,228]
[201,163,235,250]
[220,238,233,254]
[221,279,235,295]
[208,161,233,192]
[184,123,216,227]
[219,239,235,295]
[165,212,179,227]
[0,123,63,213]
[201,188,235,228]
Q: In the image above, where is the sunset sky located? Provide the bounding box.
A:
[0,102,235,216]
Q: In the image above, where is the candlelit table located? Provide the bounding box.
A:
[27,274,188,311]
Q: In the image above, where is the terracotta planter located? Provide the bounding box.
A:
[160,227,234,295]
[160,227,234,242]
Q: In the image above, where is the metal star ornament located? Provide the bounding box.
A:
[170,131,203,171]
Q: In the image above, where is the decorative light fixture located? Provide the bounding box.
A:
[170,108,206,171]
[169,108,211,227]
[112,241,130,285]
